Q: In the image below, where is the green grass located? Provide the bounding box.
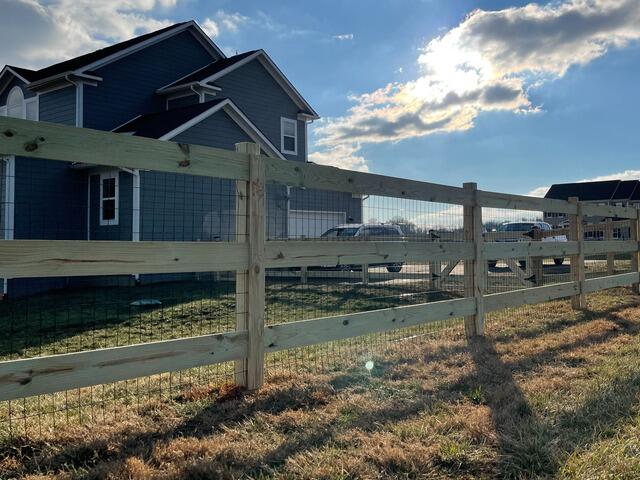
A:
[0,277,457,360]
[1,289,640,478]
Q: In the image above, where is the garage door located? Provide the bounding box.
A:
[288,210,346,239]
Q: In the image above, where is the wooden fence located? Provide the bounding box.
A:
[0,116,639,399]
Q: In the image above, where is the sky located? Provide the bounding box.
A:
[2,0,640,197]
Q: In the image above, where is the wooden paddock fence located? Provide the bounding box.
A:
[0,116,638,399]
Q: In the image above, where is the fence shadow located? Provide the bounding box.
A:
[466,300,640,478]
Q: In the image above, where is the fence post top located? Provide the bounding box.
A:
[235,142,261,156]
[463,182,478,190]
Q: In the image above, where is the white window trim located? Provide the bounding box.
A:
[99,171,119,226]
[280,117,298,155]
[24,96,38,121]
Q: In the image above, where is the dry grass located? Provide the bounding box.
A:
[2,288,640,479]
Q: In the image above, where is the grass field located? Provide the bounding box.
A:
[1,288,639,479]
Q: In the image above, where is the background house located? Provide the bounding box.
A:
[0,20,362,297]
[543,180,640,227]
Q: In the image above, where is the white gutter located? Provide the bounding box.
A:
[2,156,15,297]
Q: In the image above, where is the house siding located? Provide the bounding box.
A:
[39,86,76,126]
[6,83,81,297]
[213,59,306,162]
[84,31,216,131]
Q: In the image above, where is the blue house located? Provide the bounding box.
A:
[0,21,362,297]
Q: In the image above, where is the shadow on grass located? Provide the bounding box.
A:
[8,370,434,478]
[465,304,640,478]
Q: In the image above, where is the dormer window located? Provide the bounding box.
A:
[3,86,38,120]
[280,117,297,155]
[6,87,24,118]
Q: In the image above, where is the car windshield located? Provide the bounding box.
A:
[321,227,359,238]
[497,223,535,232]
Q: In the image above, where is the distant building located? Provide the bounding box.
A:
[543,180,640,227]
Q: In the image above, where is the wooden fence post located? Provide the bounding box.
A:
[605,218,614,275]
[234,142,265,390]
[463,182,485,336]
[631,210,639,294]
[569,197,586,309]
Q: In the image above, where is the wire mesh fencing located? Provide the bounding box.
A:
[1,118,639,443]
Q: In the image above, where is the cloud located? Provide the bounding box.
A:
[528,169,640,197]
[333,33,354,41]
[202,10,249,38]
[0,0,177,68]
[308,144,369,172]
[312,0,640,170]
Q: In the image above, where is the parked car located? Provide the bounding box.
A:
[319,224,405,273]
[487,221,567,268]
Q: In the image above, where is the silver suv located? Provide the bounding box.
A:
[320,224,404,272]
[488,221,567,268]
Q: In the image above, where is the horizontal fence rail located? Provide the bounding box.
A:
[1,117,638,218]
[0,116,639,402]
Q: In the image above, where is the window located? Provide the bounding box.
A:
[280,117,297,155]
[100,172,119,225]
[6,87,24,118]
[3,87,37,120]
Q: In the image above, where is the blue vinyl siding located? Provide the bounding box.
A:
[213,59,306,161]
[7,85,80,296]
[84,31,216,131]
[140,110,287,244]
[13,157,86,240]
[39,86,76,126]
[140,111,252,243]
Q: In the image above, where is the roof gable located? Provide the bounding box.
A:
[159,49,319,119]
[114,98,284,159]
[545,180,621,201]
[2,21,225,92]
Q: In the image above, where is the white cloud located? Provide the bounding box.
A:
[528,169,640,197]
[333,33,354,41]
[0,1,250,70]
[312,0,640,171]
[202,10,249,39]
[308,144,369,172]
[0,0,177,68]
[201,17,220,38]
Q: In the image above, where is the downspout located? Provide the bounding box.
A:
[64,74,83,128]
[190,84,203,104]
[2,156,15,298]
[121,167,141,283]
